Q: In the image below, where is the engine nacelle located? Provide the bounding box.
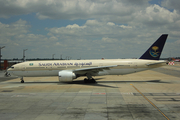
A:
[58,71,76,82]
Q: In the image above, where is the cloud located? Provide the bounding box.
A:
[133,4,179,26]
[120,25,132,29]
[0,0,146,20]
[45,19,180,58]
[107,22,115,26]
[161,0,180,13]
[1,18,180,59]
[1,0,180,59]
[0,19,138,59]
[1,0,178,29]
[85,20,102,26]
[101,37,118,43]
[47,20,133,39]
[0,19,51,58]
[66,24,86,29]
[0,0,179,28]
[0,19,30,36]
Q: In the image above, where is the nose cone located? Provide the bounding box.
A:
[7,68,12,71]
[7,66,15,74]
[7,68,12,75]
[7,67,13,72]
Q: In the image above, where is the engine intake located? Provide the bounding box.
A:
[58,71,76,82]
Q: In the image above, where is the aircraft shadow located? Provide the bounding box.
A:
[8,81,60,84]
[63,81,118,88]
[7,78,171,89]
[0,77,18,82]
[58,79,171,88]
[96,80,172,84]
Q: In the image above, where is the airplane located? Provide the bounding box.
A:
[171,58,180,62]
[7,34,168,83]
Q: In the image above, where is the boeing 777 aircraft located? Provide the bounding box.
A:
[8,34,168,83]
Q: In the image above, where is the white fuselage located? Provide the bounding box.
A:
[8,59,166,78]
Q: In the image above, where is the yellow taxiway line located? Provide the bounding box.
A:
[130,84,170,120]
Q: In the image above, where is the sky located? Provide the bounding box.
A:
[0,0,180,60]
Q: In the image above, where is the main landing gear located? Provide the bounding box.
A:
[20,77,24,83]
[84,73,97,83]
[84,78,96,83]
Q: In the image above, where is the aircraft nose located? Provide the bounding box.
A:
[7,68,12,71]
[7,66,14,73]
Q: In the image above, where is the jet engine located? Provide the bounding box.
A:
[58,71,76,82]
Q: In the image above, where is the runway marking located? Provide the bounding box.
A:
[154,98,180,101]
[130,84,170,120]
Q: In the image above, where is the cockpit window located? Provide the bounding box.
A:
[10,66,14,69]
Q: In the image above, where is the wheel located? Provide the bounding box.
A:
[84,78,88,83]
[84,78,96,83]
[21,80,24,83]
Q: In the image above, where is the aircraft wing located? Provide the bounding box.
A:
[73,65,118,73]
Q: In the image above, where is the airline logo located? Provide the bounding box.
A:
[149,46,160,57]
[29,63,33,66]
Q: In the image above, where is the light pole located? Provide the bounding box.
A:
[52,54,55,60]
[60,54,62,60]
[23,49,28,62]
[0,46,5,70]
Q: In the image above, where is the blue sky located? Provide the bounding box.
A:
[0,0,180,59]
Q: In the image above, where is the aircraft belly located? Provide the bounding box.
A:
[11,70,59,77]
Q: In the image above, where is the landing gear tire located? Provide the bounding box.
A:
[91,78,96,83]
[20,77,24,83]
[84,78,97,83]
[84,78,88,83]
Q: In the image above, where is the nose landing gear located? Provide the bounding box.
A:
[4,72,11,77]
[20,77,24,83]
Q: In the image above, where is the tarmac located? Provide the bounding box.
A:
[0,63,180,120]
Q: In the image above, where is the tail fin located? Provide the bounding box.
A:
[139,34,168,60]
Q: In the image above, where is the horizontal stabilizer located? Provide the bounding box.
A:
[146,61,167,66]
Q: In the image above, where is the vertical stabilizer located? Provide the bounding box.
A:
[139,34,168,60]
